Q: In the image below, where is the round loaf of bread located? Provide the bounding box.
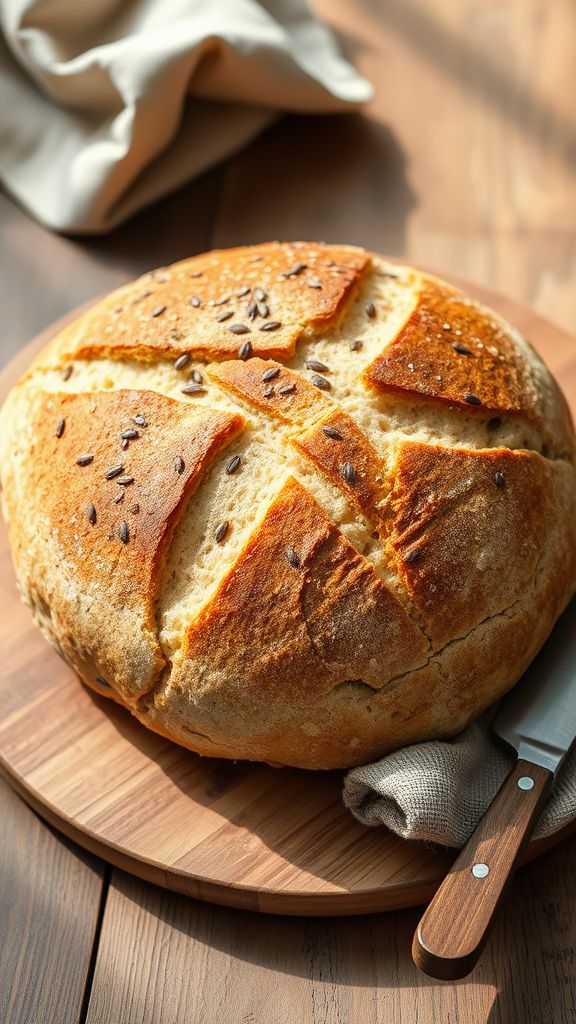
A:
[1,243,575,769]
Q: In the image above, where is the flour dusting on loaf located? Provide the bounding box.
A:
[1,242,575,768]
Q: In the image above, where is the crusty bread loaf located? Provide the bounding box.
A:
[1,242,575,769]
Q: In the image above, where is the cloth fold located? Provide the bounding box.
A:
[343,713,576,848]
[0,0,372,233]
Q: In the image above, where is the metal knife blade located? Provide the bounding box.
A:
[494,597,576,775]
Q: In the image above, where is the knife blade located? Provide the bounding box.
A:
[412,596,576,981]
[494,600,576,773]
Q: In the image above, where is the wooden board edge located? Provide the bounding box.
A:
[2,752,574,916]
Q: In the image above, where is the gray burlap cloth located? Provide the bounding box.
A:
[343,711,576,848]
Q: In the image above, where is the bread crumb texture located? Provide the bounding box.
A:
[1,242,575,768]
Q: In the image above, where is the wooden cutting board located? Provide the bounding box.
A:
[1,279,575,917]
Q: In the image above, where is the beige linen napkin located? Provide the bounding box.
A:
[343,712,576,848]
[0,0,372,234]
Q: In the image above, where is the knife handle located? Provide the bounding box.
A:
[412,758,553,980]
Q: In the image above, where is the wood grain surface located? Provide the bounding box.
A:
[0,777,105,1024]
[1,287,574,919]
[84,848,576,1024]
[1,0,575,1019]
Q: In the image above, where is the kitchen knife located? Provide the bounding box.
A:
[412,597,576,980]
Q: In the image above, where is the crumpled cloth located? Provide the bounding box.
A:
[343,713,576,848]
[0,0,372,234]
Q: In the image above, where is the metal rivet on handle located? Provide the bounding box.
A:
[472,863,490,878]
[518,776,535,791]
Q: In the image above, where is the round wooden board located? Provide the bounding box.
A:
[1,279,576,917]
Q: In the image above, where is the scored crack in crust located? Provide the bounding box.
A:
[0,241,575,769]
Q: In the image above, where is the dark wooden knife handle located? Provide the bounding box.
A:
[412,758,553,980]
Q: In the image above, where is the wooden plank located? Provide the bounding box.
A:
[0,776,105,1024]
[86,837,576,1024]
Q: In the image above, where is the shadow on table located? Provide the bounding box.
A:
[82,110,415,267]
[342,0,576,167]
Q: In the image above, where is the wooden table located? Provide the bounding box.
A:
[1,1,575,1020]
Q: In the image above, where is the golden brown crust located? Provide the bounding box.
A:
[0,387,243,699]
[292,410,388,531]
[179,477,427,696]
[1,242,575,769]
[211,359,388,528]
[388,441,573,647]
[364,277,574,452]
[139,478,430,765]
[139,460,576,769]
[209,356,333,423]
[364,279,525,410]
[44,243,370,366]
